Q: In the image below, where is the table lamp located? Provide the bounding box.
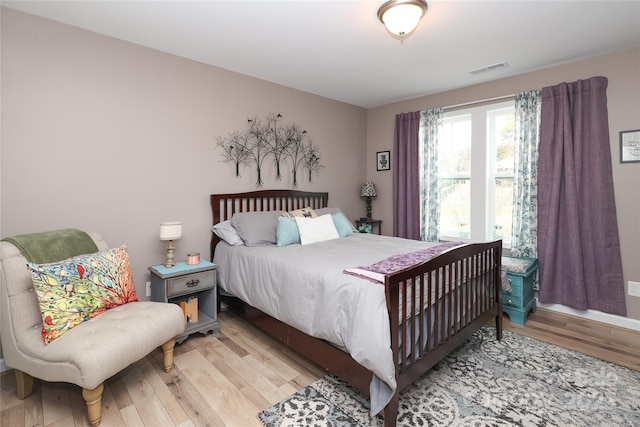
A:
[360,182,377,219]
[160,221,182,267]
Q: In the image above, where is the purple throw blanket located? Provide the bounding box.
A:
[344,241,464,284]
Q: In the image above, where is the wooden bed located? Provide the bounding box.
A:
[210,189,503,427]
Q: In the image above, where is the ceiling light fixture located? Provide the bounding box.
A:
[377,0,428,40]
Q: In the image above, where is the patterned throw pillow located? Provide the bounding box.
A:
[282,207,317,218]
[27,244,138,344]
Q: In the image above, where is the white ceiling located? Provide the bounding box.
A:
[3,0,640,108]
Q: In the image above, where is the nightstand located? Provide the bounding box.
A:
[502,256,538,325]
[355,218,382,235]
[149,260,219,344]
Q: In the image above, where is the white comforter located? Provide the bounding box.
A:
[214,233,440,415]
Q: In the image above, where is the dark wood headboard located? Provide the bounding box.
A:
[209,190,329,260]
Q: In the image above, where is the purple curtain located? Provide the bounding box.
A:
[393,111,421,239]
[538,76,626,316]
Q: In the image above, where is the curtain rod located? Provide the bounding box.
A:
[443,94,515,111]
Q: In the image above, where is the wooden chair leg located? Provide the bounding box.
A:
[161,338,176,372]
[15,370,34,399]
[82,383,104,427]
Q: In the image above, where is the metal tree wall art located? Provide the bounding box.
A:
[216,113,322,187]
[265,113,287,181]
[216,130,252,177]
[283,123,314,188]
[245,115,271,186]
[304,140,323,183]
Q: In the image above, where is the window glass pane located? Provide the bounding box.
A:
[440,178,470,238]
[440,116,471,176]
[493,113,515,174]
[439,115,471,239]
[490,109,515,242]
[494,177,513,240]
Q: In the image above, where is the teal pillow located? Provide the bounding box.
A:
[332,213,354,238]
[276,217,301,247]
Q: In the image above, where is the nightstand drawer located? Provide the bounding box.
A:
[167,271,215,298]
[507,274,524,290]
[502,293,522,308]
[507,273,536,301]
[505,276,523,296]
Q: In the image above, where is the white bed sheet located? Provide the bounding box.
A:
[214,232,440,415]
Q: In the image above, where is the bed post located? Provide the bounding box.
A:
[383,393,399,427]
[495,241,503,340]
[384,275,401,427]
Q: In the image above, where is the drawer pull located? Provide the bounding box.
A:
[507,299,512,305]
[186,279,200,288]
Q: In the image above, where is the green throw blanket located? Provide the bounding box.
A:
[2,228,99,264]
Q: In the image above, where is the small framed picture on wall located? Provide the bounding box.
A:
[620,129,640,163]
[377,150,390,171]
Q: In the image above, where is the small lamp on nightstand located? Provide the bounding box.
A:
[360,182,377,219]
[160,221,182,268]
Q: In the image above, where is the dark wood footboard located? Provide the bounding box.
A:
[211,190,502,427]
[383,240,503,425]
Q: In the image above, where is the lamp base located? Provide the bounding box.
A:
[164,240,176,268]
[365,197,372,219]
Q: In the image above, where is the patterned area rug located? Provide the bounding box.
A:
[258,326,640,426]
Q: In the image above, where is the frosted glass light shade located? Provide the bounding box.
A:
[378,0,428,37]
[160,222,182,241]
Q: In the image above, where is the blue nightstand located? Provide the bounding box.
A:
[502,256,538,325]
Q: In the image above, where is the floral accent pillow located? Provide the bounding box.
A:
[27,244,138,344]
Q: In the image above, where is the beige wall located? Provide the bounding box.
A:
[2,5,638,341]
[1,7,367,301]
[367,48,640,321]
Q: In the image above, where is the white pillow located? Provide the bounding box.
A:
[294,214,339,246]
[212,220,244,246]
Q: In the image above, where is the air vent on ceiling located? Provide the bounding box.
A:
[469,61,509,75]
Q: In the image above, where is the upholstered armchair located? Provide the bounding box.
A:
[0,229,185,427]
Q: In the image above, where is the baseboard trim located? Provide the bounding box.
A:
[536,298,640,331]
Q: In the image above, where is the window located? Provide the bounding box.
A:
[432,101,515,246]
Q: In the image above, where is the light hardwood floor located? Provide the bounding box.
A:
[1,308,638,427]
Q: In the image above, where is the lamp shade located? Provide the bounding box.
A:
[361,182,377,197]
[159,221,182,241]
[378,0,428,37]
